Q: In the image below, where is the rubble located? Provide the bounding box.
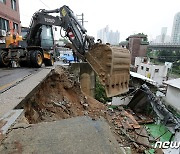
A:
[106,105,154,153]
[23,66,106,124]
[128,84,180,133]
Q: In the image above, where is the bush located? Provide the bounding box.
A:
[95,78,112,104]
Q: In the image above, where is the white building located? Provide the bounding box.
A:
[164,78,180,113]
[171,12,180,43]
[97,25,120,45]
[135,57,172,85]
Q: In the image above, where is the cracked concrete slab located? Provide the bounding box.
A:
[0,116,124,154]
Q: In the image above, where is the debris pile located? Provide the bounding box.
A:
[24,66,106,124]
[107,106,154,153]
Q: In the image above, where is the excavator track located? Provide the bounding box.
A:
[85,44,130,97]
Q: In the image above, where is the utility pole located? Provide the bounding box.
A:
[76,13,88,26]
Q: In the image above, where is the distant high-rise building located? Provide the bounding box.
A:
[97,25,120,45]
[161,27,167,43]
[152,27,171,43]
[171,12,180,43]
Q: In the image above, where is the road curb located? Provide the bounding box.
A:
[0,68,52,118]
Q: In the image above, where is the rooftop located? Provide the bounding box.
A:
[164,78,180,89]
[128,33,147,39]
[130,71,157,86]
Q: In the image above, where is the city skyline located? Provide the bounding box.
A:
[97,25,120,44]
[151,11,180,44]
[19,0,180,41]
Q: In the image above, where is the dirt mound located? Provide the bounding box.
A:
[24,66,106,124]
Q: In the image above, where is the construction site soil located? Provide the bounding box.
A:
[24,66,106,124]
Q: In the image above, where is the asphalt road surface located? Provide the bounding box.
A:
[0,61,68,93]
[0,67,42,93]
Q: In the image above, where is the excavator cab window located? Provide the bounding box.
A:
[40,25,54,49]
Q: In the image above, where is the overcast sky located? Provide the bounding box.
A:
[19,0,180,41]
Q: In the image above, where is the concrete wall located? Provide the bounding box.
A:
[69,62,95,97]
[165,86,180,113]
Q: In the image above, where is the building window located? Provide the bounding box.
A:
[11,0,16,10]
[0,0,6,4]
[141,66,144,70]
[13,22,18,31]
[155,69,159,73]
[0,17,9,32]
[146,67,149,71]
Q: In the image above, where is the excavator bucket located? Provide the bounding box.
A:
[85,44,130,97]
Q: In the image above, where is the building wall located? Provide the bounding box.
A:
[165,86,180,112]
[134,57,149,67]
[0,0,20,33]
[129,37,147,64]
[137,63,168,84]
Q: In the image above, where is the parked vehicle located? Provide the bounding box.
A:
[60,53,74,63]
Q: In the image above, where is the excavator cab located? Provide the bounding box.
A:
[40,25,54,49]
[29,25,54,50]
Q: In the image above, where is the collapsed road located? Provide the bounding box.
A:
[0,65,179,153]
[0,66,125,153]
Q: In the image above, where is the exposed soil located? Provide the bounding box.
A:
[24,66,106,124]
[22,66,153,153]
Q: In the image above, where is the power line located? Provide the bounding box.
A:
[39,0,50,9]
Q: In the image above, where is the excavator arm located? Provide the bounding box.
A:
[26,5,130,97]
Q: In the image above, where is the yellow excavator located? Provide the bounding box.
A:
[0,5,130,97]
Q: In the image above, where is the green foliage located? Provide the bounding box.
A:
[95,78,112,104]
[157,50,180,75]
[157,50,180,62]
[147,49,180,76]
[146,48,153,57]
[172,61,180,76]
